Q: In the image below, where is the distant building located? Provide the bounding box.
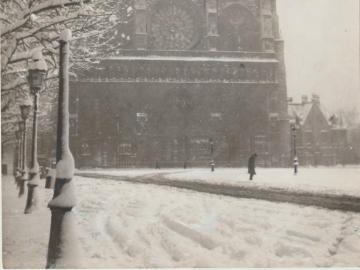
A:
[288,95,350,166]
[348,125,360,164]
[70,0,290,168]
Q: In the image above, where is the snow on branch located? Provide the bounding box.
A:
[2,0,133,121]
[1,0,90,37]
[16,12,91,42]
[2,73,58,93]
[1,98,13,113]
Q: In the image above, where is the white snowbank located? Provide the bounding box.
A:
[56,151,75,179]
[28,162,41,185]
[48,180,76,208]
[28,48,48,71]
[27,171,41,186]
[60,29,72,42]
[21,95,33,106]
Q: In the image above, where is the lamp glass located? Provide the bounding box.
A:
[28,69,46,94]
[20,104,31,120]
[18,121,24,132]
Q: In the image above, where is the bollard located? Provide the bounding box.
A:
[45,168,56,189]
[210,160,215,172]
[45,175,52,189]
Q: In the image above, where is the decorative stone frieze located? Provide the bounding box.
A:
[77,58,277,84]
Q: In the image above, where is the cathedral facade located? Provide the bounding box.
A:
[70,0,290,168]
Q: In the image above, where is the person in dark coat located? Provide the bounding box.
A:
[248,153,257,180]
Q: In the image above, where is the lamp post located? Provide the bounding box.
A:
[47,29,76,268]
[209,138,215,172]
[290,120,299,175]
[15,121,24,187]
[13,129,21,182]
[24,50,47,214]
[183,135,188,169]
[18,104,31,196]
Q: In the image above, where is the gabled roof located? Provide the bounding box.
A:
[288,102,313,125]
[288,100,347,128]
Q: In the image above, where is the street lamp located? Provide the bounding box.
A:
[47,29,76,268]
[290,119,299,175]
[17,121,24,182]
[13,128,21,185]
[209,138,215,172]
[24,50,47,214]
[18,103,31,197]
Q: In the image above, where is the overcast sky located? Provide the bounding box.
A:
[277,0,359,112]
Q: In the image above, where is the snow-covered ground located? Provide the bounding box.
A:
[2,168,360,268]
[81,167,360,197]
[2,177,53,268]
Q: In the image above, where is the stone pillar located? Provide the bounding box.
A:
[134,0,147,49]
[206,0,218,51]
[270,0,290,166]
[275,38,290,166]
[259,0,275,52]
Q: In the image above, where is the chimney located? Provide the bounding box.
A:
[312,94,320,105]
[301,95,308,104]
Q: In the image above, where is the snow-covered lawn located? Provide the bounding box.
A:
[2,172,360,268]
[80,167,360,197]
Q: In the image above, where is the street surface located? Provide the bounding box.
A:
[82,166,360,196]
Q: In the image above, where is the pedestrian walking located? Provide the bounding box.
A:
[248,153,257,180]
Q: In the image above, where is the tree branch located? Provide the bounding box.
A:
[1,98,13,112]
[2,73,58,93]
[1,0,90,37]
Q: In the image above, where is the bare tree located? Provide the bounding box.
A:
[1,0,133,149]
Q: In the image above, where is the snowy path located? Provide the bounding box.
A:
[3,174,360,268]
[79,167,360,196]
[2,177,53,268]
[77,169,360,212]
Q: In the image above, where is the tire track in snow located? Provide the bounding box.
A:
[76,180,137,266]
[73,176,360,268]
[328,216,353,256]
[105,216,147,259]
[155,224,188,262]
[162,216,219,250]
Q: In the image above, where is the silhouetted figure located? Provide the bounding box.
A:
[248,153,257,180]
[293,156,299,175]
